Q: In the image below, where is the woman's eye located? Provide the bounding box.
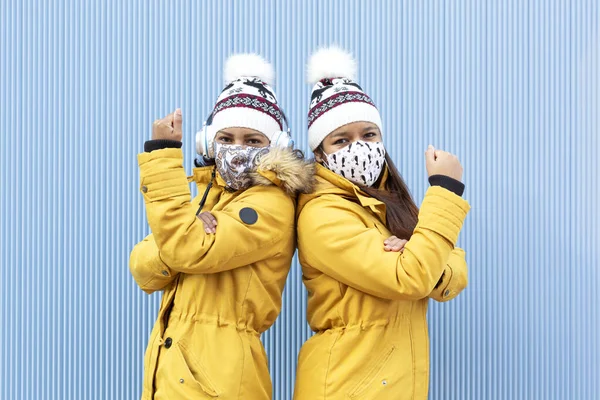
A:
[217,136,232,143]
[247,139,261,145]
[333,138,348,145]
[364,132,377,139]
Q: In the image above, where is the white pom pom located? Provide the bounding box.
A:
[306,46,357,84]
[224,53,275,85]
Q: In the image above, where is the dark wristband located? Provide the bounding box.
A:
[428,175,465,197]
[144,139,182,153]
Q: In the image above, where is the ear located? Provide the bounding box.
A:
[314,148,325,163]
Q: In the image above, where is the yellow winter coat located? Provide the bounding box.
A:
[293,164,470,400]
[130,147,313,400]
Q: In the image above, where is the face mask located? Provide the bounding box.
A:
[324,141,386,187]
[214,143,269,191]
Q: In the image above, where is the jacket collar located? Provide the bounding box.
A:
[311,164,388,223]
[315,164,388,208]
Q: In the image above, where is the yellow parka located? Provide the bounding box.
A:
[293,165,470,400]
[130,147,313,400]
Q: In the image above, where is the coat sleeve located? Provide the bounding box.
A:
[137,148,295,274]
[429,248,468,302]
[129,234,178,294]
[297,186,470,301]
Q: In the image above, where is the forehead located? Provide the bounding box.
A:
[329,121,380,136]
[218,127,268,138]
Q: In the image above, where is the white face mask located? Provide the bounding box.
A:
[324,141,386,187]
[214,143,269,191]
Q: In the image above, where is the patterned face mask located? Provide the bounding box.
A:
[324,141,386,187]
[214,143,269,191]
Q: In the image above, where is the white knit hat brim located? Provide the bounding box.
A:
[211,107,281,141]
[308,102,383,151]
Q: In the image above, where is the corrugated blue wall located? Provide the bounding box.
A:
[1,1,599,399]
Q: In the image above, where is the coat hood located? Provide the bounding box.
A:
[250,147,316,196]
[297,163,390,214]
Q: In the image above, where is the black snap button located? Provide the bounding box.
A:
[141,186,148,193]
[239,207,258,225]
[164,337,173,348]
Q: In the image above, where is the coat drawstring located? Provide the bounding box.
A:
[195,167,217,216]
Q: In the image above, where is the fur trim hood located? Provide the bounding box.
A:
[250,147,316,195]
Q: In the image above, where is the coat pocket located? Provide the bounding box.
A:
[174,341,221,397]
[140,172,190,203]
[346,345,396,399]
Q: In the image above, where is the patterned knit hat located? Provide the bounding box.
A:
[306,46,383,151]
[209,54,284,140]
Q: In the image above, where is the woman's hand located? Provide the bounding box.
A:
[384,236,407,252]
[425,145,463,182]
[197,211,217,234]
[152,108,183,141]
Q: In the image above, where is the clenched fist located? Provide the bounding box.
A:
[425,145,463,182]
[152,108,183,142]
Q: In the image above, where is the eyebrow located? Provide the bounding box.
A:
[243,133,266,139]
[218,130,267,140]
[361,126,379,133]
[330,131,349,139]
[330,126,378,138]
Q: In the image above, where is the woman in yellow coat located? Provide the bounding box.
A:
[293,47,471,400]
[129,54,313,400]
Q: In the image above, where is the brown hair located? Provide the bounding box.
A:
[360,154,419,240]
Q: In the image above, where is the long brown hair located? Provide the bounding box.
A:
[360,154,419,240]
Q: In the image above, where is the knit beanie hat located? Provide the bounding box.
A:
[208,54,285,140]
[306,46,383,151]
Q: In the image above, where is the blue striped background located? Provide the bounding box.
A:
[1,1,598,399]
